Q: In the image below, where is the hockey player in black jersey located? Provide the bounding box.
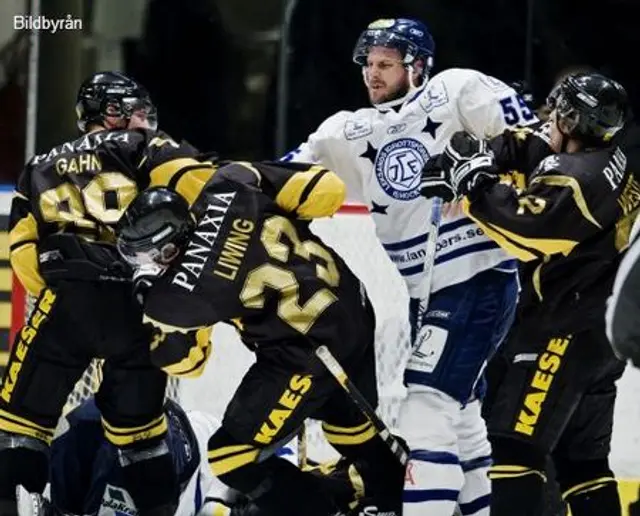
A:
[1,71,217,515]
[115,161,406,516]
[420,72,633,516]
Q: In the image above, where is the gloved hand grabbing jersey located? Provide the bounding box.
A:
[420,131,499,202]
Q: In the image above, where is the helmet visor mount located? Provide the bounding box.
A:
[103,96,158,131]
[117,237,179,269]
[554,93,581,137]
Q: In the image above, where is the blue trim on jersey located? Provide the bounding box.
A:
[459,494,491,515]
[279,148,301,162]
[460,455,492,472]
[194,472,203,513]
[0,184,15,192]
[439,218,475,235]
[382,232,429,251]
[494,258,518,272]
[398,264,425,276]
[434,241,500,265]
[404,488,459,503]
[410,449,459,465]
[405,82,429,106]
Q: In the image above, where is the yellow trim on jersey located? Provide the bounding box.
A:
[149,157,217,206]
[297,171,346,219]
[149,157,201,185]
[234,162,263,185]
[562,477,616,499]
[9,213,45,296]
[208,444,260,476]
[275,170,316,212]
[488,465,547,482]
[348,463,366,506]
[213,505,231,516]
[322,420,377,445]
[143,314,203,334]
[174,167,216,207]
[462,199,579,261]
[498,170,527,192]
[9,212,38,247]
[530,175,601,229]
[102,414,168,446]
[275,166,345,219]
[532,260,544,301]
[161,327,213,378]
[10,244,44,297]
[0,409,55,444]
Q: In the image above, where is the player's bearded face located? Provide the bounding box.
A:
[363,47,410,105]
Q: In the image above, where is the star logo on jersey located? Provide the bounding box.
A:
[374,138,430,201]
[359,141,378,164]
[422,117,442,139]
[370,201,388,214]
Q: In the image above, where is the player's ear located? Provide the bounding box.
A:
[411,58,426,83]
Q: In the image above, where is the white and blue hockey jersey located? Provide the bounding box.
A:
[49,401,233,516]
[285,68,536,300]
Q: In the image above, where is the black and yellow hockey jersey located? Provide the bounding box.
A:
[9,129,216,296]
[463,122,640,335]
[142,161,374,377]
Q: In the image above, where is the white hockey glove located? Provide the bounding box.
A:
[421,131,498,201]
[16,486,52,516]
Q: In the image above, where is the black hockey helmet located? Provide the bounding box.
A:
[116,187,193,268]
[76,71,158,133]
[547,72,628,144]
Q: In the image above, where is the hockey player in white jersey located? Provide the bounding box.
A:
[17,398,370,516]
[17,398,256,516]
[283,18,535,516]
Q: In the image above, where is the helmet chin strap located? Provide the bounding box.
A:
[366,64,429,112]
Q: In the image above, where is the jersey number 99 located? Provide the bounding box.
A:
[39,172,138,228]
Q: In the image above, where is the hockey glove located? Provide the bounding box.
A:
[444,131,499,198]
[421,131,498,201]
[420,154,456,202]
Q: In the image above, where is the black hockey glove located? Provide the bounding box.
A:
[420,154,456,202]
[38,234,132,284]
[421,131,498,201]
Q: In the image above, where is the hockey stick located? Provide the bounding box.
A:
[297,421,308,469]
[314,345,408,467]
[415,197,443,330]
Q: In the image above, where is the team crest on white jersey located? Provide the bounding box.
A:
[375,138,430,201]
[344,119,373,140]
[418,80,449,115]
